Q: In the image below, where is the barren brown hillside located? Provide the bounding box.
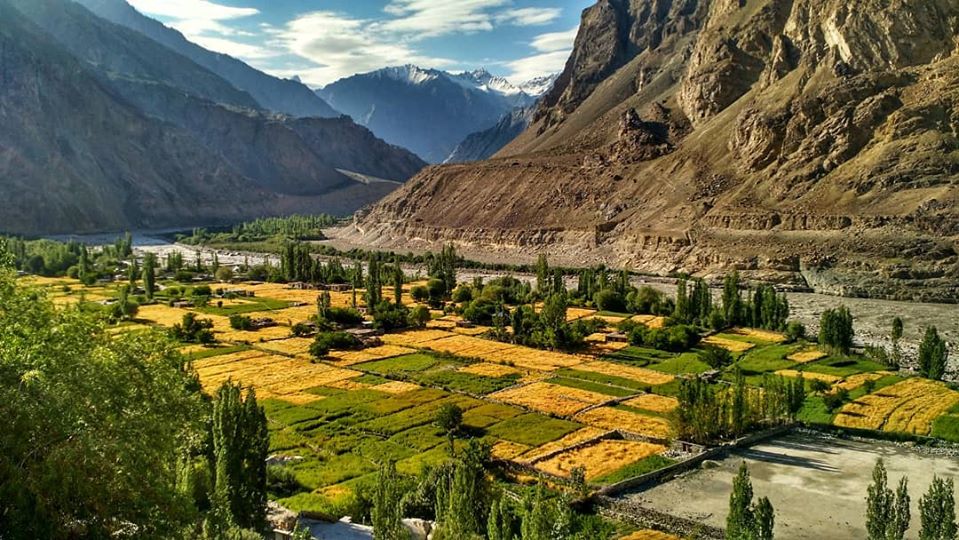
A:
[350,0,959,302]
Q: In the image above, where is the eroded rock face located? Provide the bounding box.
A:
[357,0,959,301]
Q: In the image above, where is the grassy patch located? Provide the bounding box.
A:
[603,346,674,366]
[931,415,959,443]
[802,356,887,377]
[550,376,634,398]
[554,368,650,392]
[649,352,711,374]
[359,395,482,436]
[194,297,291,316]
[462,403,524,429]
[288,453,375,490]
[797,395,835,425]
[419,370,520,395]
[358,353,445,375]
[486,413,581,446]
[848,375,904,400]
[592,454,676,485]
[737,345,799,374]
[186,344,250,360]
[389,424,446,451]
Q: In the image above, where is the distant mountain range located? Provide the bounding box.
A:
[0,0,425,235]
[73,0,339,119]
[318,66,554,163]
[445,106,536,164]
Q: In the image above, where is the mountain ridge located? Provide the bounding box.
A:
[350,0,959,302]
[317,65,547,163]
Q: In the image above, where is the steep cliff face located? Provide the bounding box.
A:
[354,0,959,302]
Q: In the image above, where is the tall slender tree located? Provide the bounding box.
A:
[920,476,957,540]
[918,327,949,381]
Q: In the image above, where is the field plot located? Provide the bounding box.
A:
[327,345,418,366]
[730,328,787,343]
[565,307,597,321]
[702,335,754,353]
[381,329,457,347]
[425,334,513,359]
[137,304,203,327]
[834,378,959,435]
[374,381,422,394]
[577,361,675,386]
[459,362,522,377]
[623,394,679,414]
[256,337,315,356]
[535,440,665,481]
[831,372,895,393]
[490,382,610,416]
[575,407,673,439]
[631,315,666,329]
[620,531,679,540]
[194,352,361,400]
[774,369,840,383]
[516,427,609,464]
[787,348,828,363]
[491,440,531,461]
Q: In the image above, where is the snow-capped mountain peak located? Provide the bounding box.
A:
[449,68,525,97]
[374,64,441,86]
[519,74,559,97]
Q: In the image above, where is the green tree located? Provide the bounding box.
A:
[435,403,464,455]
[918,327,949,381]
[372,461,408,540]
[892,317,904,342]
[143,252,157,299]
[727,462,775,540]
[723,271,743,326]
[867,459,910,540]
[920,476,957,540]
[0,263,207,538]
[819,306,854,355]
[393,262,404,304]
[212,382,269,529]
[487,496,514,540]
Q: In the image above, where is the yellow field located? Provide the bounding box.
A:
[490,382,609,416]
[535,440,666,480]
[492,440,532,461]
[578,361,675,386]
[575,407,673,439]
[631,315,666,329]
[328,345,418,366]
[486,346,586,371]
[517,427,610,464]
[216,324,293,343]
[256,337,315,356]
[224,283,355,308]
[426,334,514,359]
[137,304,201,327]
[451,326,491,336]
[20,275,82,287]
[732,328,787,343]
[458,362,522,378]
[619,531,679,540]
[194,352,360,400]
[426,319,458,329]
[834,378,959,435]
[702,336,754,352]
[194,349,267,370]
[787,348,828,364]
[566,307,598,321]
[381,329,458,347]
[374,381,422,394]
[262,305,320,325]
[775,370,840,383]
[832,372,894,393]
[623,394,679,414]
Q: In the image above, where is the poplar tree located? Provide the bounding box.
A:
[372,461,407,540]
[920,476,957,540]
[727,463,775,540]
[918,327,949,381]
[866,459,910,540]
[723,271,742,327]
[487,496,514,540]
[212,382,268,529]
[142,253,156,299]
[393,262,404,304]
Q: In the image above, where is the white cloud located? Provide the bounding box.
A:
[273,11,454,87]
[378,0,510,38]
[505,26,578,83]
[530,27,580,52]
[495,7,562,26]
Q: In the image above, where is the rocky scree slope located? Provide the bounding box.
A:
[353,0,959,302]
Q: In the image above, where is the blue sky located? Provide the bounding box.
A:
[127,0,592,88]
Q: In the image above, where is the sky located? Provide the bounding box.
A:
[127,0,593,88]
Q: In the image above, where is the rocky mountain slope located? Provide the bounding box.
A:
[445,106,536,163]
[351,0,959,302]
[318,66,543,163]
[0,0,424,235]
[74,0,339,118]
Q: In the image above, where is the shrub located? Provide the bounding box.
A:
[326,307,364,326]
[700,345,733,370]
[452,285,473,303]
[593,289,626,313]
[373,301,411,332]
[463,297,499,325]
[267,465,301,498]
[785,321,806,342]
[229,314,253,331]
[310,332,362,357]
[411,286,428,303]
[410,305,431,328]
